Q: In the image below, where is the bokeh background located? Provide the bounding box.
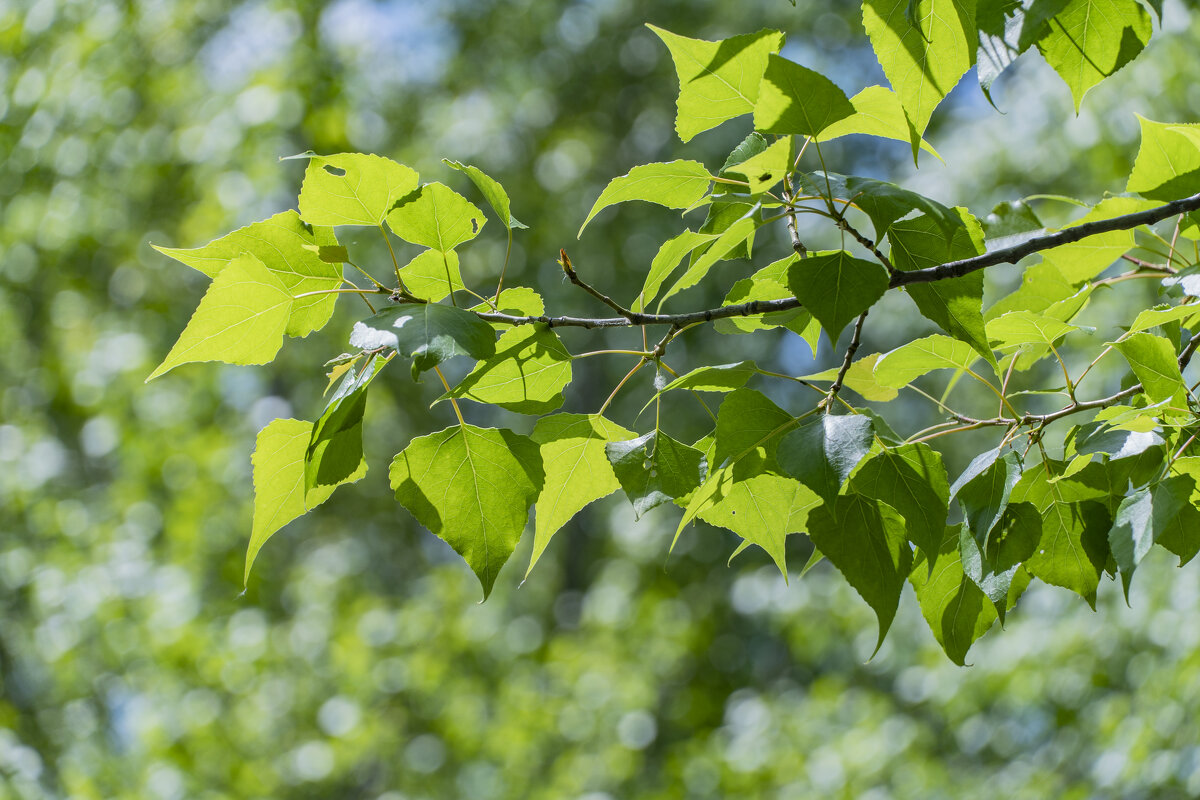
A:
[5,0,1200,797]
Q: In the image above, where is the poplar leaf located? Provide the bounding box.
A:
[752,55,856,137]
[797,172,960,240]
[349,304,496,377]
[152,211,341,338]
[1126,116,1200,201]
[1108,476,1194,599]
[873,334,980,388]
[445,325,572,414]
[386,182,486,252]
[722,137,793,196]
[1112,332,1187,407]
[579,160,713,236]
[818,86,938,160]
[606,432,707,518]
[787,250,889,347]
[390,425,544,600]
[633,230,719,311]
[147,254,293,381]
[305,356,383,495]
[777,414,874,503]
[1036,0,1152,112]
[849,443,950,561]
[442,159,527,229]
[297,153,419,227]
[247,418,365,586]
[647,25,784,142]
[911,525,1000,665]
[527,414,633,576]
[398,249,465,302]
[697,472,821,577]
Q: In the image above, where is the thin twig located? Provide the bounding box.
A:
[838,217,895,275]
[824,311,868,409]
[558,248,637,320]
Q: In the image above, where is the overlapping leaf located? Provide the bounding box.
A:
[298,153,419,227]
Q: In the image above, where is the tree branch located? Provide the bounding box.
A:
[824,310,868,409]
[891,192,1200,288]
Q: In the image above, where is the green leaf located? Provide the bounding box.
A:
[442,159,527,230]
[697,472,821,577]
[985,259,1075,321]
[1160,457,1200,564]
[955,451,1022,549]
[647,25,784,142]
[1036,0,1152,112]
[386,183,486,252]
[988,310,1077,350]
[606,431,707,519]
[722,136,793,196]
[806,495,913,655]
[873,334,980,388]
[1126,116,1200,201]
[752,54,856,137]
[890,209,995,365]
[982,199,1045,245]
[713,389,795,471]
[721,132,770,172]
[1127,304,1200,335]
[849,443,949,560]
[152,211,342,338]
[1070,421,1164,460]
[1112,332,1187,407]
[445,325,572,414]
[777,413,874,504]
[398,249,465,302]
[655,361,759,395]
[632,229,718,312]
[306,355,384,495]
[818,85,938,160]
[797,172,961,240]
[147,253,293,381]
[800,353,899,402]
[659,211,758,305]
[786,250,889,347]
[958,506,1040,621]
[1012,462,1112,605]
[714,262,816,338]
[1108,475,1195,599]
[297,153,419,227]
[527,414,633,576]
[349,303,496,377]
[910,525,1000,665]
[390,425,544,600]
[862,0,976,134]
[247,418,366,586]
[579,160,713,236]
[470,288,547,324]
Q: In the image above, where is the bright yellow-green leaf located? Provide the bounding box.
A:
[147,253,293,381]
[1041,196,1157,283]
[818,85,940,160]
[386,182,486,252]
[722,136,793,196]
[579,160,713,236]
[697,471,821,578]
[443,159,527,230]
[659,212,757,305]
[647,25,784,142]
[399,249,465,302]
[1036,0,1152,112]
[1126,116,1200,201]
[246,418,365,586]
[446,325,572,414]
[526,414,633,576]
[298,153,419,227]
[862,0,976,135]
[391,425,544,600]
[873,334,981,388]
[752,54,855,137]
[1127,304,1200,335]
[1112,332,1187,407]
[801,352,898,402]
[633,230,720,312]
[153,211,341,337]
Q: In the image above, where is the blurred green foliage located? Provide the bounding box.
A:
[5,0,1200,797]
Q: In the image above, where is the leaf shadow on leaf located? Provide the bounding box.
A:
[391,471,442,534]
[448,326,569,414]
[873,0,974,90]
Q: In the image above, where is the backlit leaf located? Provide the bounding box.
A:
[298,153,419,227]
[580,160,713,236]
[752,54,856,137]
[446,325,572,414]
[386,182,486,252]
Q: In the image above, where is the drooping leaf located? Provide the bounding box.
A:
[297,153,419,227]
[956,451,1022,549]
[910,525,1000,665]
[1012,461,1112,606]
[698,472,821,577]
[1070,421,1164,460]
[386,182,486,252]
[787,250,889,347]
[442,159,527,229]
[1108,475,1195,599]
[152,210,342,337]
[1111,332,1187,407]
[712,388,795,470]
[606,431,707,518]
[1036,0,1152,112]
[958,504,1040,620]
[445,325,572,414]
[527,414,633,575]
[1126,116,1200,201]
[647,25,785,142]
[247,418,366,585]
[655,361,759,395]
[849,443,949,560]
[720,132,770,173]
[1127,304,1200,335]
[349,303,496,377]
[306,355,384,495]
[633,229,719,311]
[579,160,713,236]
[862,0,976,135]
[660,211,758,305]
[873,334,980,388]
[147,254,293,381]
[890,209,995,365]
[806,495,913,655]
[390,425,544,600]
[777,413,874,503]
[398,249,465,302]
[1160,457,1200,564]
[752,54,856,137]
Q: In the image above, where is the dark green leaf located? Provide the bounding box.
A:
[911,525,1000,665]
[849,443,949,561]
[777,413,874,503]
[956,451,1022,549]
[958,504,1041,620]
[787,250,889,347]
[797,172,961,240]
[1108,475,1195,599]
[305,355,384,495]
[713,389,794,471]
[349,303,496,377]
[606,432,707,518]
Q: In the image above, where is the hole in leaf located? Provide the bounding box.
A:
[471,217,479,233]
[323,164,347,177]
